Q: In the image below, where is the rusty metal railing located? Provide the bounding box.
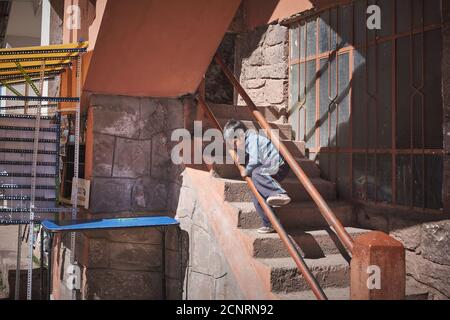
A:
[197,95,328,300]
[214,54,355,253]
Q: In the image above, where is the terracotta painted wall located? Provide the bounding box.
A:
[59,0,106,111]
[88,0,107,51]
[243,0,312,30]
[83,0,241,97]
[243,0,352,29]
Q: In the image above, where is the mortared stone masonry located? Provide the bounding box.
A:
[54,94,186,300]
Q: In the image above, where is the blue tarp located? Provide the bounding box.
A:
[41,216,179,233]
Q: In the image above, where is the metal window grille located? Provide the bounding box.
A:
[288,0,444,211]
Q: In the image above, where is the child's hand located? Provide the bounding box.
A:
[239,167,248,178]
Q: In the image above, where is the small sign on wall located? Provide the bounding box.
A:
[72,178,90,209]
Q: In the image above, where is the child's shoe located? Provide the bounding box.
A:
[257,226,275,234]
[266,194,291,207]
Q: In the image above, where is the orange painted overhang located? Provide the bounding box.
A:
[244,0,313,29]
[84,0,242,98]
[243,0,352,30]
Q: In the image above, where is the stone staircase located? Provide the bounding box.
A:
[203,103,428,300]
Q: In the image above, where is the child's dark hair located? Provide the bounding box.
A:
[223,119,247,140]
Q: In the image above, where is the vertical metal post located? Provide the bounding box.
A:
[15,224,22,300]
[24,83,29,115]
[303,22,308,143]
[315,17,320,150]
[40,227,44,300]
[178,226,183,299]
[391,0,397,206]
[70,54,82,300]
[408,0,425,209]
[333,7,340,186]
[47,233,53,300]
[349,4,355,198]
[374,10,379,203]
[27,59,46,300]
[56,113,61,207]
[364,0,369,201]
[161,227,166,300]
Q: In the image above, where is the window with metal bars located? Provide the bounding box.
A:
[288,0,443,211]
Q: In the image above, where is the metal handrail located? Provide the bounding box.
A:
[214,54,355,253]
[197,95,327,300]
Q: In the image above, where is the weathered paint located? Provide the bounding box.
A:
[84,0,241,97]
[58,0,105,110]
[88,0,107,51]
[183,166,278,299]
[243,0,353,29]
[243,0,312,30]
[350,231,406,300]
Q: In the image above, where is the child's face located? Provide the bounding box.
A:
[225,128,245,151]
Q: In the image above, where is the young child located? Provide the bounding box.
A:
[223,119,291,234]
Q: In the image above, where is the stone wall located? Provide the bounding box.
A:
[54,94,186,300]
[205,33,236,105]
[173,169,244,300]
[356,205,450,300]
[88,94,184,213]
[235,23,289,119]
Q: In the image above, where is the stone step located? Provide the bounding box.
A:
[405,278,430,300]
[230,201,355,229]
[217,119,293,140]
[256,254,349,293]
[216,177,336,202]
[209,103,280,122]
[275,279,430,300]
[283,140,306,158]
[213,157,319,179]
[276,287,350,300]
[241,227,368,259]
[201,114,305,159]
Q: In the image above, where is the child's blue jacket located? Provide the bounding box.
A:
[244,130,285,176]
